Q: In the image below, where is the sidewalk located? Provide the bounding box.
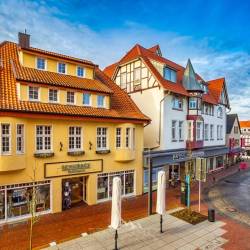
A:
[0,163,247,250]
[43,208,228,250]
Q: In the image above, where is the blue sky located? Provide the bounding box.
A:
[0,0,249,119]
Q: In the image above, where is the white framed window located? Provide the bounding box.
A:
[97,95,105,108]
[83,93,91,106]
[120,73,127,90]
[178,121,184,141]
[220,125,223,140]
[1,124,11,155]
[204,124,209,141]
[189,97,197,109]
[116,128,121,148]
[217,125,220,140]
[77,66,85,77]
[58,62,66,74]
[210,124,214,140]
[29,86,39,101]
[125,128,132,148]
[48,89,58,103]
[67,91,75,104]
[187,121,192,140]
[16,124,24,154]
[217,107,223,118]
[134,68,141,81]
[196,121,203,141]
[97,127,107,150]
[69,126,82,151]
[164,67,177,83]
[172,120,177,141]
[36,125,52,152]
[172,96,183,110]
[36,58,46,70]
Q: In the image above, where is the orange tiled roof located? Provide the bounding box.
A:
[240,121,250,128]
[0,41,149,122]
[12,60,112,93]
[104,44,227,105]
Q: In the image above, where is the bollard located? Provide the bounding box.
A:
[208,209,215,222]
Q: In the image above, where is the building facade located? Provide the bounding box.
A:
[104,44,230,189]
[0,33,149,223]
[226,114,243,165]
[240,121,250,156]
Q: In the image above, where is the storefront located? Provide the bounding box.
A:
[0,181,51,223]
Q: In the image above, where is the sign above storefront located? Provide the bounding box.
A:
[44,159,103,178]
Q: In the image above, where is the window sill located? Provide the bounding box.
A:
[172,140,178,142]
[172,108,183,111]
[96,149,110,154]
[179,140,184,142]
[34,152,54,158]
[67,150,85,156]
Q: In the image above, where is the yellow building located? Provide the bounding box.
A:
[0,33,149,223]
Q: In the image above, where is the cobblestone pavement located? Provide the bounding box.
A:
[43,208,228,250]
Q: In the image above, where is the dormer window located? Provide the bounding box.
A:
[163,67,177,83]
[58,62,66,74]
[67,91,75,104]
[97,95,105,108]
[83,93,91,106]
[29,86,39,101]
[77,66,85,77]
[37,58,45,70]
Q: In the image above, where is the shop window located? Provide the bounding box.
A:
[16,124,24,154]
[5,182,50,220]
[1,124,11,155]
[97,176,108,200]
[216,156,224,168]
[36,125,52,152]
[116,128,121,148]
[69,126,82,151]
[143,167,163,193]
[125,172,134,195]
[0,189,5,220]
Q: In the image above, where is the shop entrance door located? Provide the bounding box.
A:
[62,176,87,210]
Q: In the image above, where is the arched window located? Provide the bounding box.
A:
[217,107,223,118]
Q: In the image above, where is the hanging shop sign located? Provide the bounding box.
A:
[44,159,103,178]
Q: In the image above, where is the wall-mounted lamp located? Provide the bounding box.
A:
[89,141,93,150]
[60,142,63,151]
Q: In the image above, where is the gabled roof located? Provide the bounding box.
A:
[148,44,162,56]
[104,44,229,107]
[240,121,250,128]
[226,114,240,134]
[0,41,150,122]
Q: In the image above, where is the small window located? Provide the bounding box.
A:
[116,128,121,148]
[97,127,107,150]
[210,124,214,140]
[234,126,238,134]
[16,124,24,154]
[97,95,105,108]
[172,96,183,110]
[172,120,177,141]
[36,125,52,152]
[67,92,75,104]
[134,68,141,82]
[217,125,220,140]
[196,121,203,141]
[37,58,45,70]
[77,66,85,77]
[29,86,39,101]
[1,124,11,154]
[204,124,209,141]
[126,128,131,148]
[120,73,126,90]
[49,89,58,103]
[217,107,223,118]
[69,126,82,151]
[83,93,91,106]
[58,62,66,74]
[189,97,197,109]
[163,67,177,83]
[187,121,192,140]
[178,121,184,141]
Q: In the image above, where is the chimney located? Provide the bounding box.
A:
[18,31,30,48]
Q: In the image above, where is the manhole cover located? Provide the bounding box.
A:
[226,207,237,212]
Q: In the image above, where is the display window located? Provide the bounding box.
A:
[97,170,135,201]
[0,181,50,222]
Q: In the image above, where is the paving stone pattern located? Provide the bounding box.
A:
[44,208,227,250]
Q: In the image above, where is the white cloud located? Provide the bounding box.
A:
[0,0,249,120]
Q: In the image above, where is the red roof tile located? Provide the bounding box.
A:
[0,41,150,123]
[240,121,250,128]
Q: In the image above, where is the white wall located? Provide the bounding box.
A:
[161,94,188,150]
[203,105,226,147]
